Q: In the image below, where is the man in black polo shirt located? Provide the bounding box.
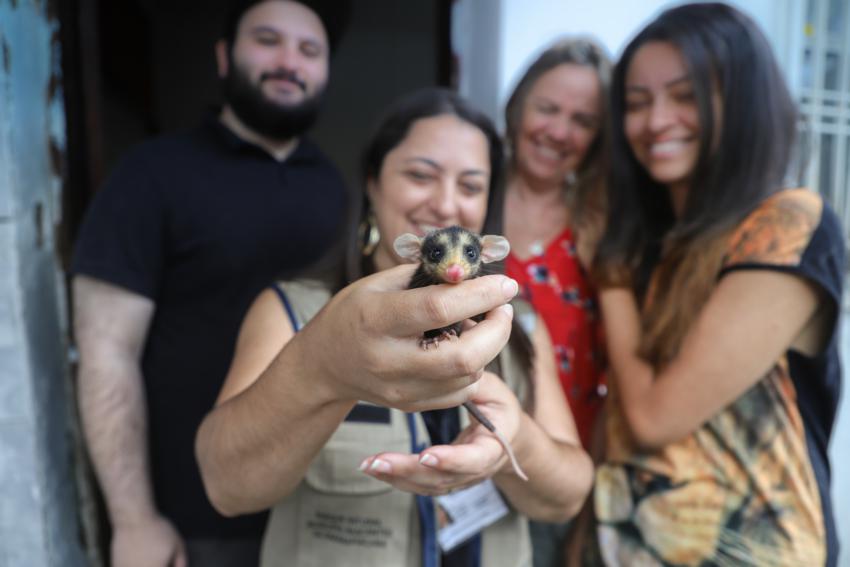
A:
[71,1,348,565]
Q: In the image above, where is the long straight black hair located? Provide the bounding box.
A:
[595,2,798,288]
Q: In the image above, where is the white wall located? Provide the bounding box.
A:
[458,0,804,124]
[454,0,505,123]
[456,0,672,126]
[499,0,665,100]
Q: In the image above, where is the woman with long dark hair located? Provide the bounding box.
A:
[592,4,844,565]
[196,88,592,567]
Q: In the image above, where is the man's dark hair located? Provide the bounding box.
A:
[221,0,350,53]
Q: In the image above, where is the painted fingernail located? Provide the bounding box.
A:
[369,458,391,473]
[502,277,519,299]
[419,454,439,467]
[500,303,514,317]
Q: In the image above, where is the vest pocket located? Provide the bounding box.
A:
[304,405,411,495]
[290,407,419,566]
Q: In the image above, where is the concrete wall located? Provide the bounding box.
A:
[310,0,440,190]
[453,0,504,125]
[0,1,87,565]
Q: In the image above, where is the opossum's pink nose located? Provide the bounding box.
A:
[445,264,465,283]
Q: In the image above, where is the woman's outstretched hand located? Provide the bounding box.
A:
[358,372,524,496]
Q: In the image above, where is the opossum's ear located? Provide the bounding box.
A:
[393,233,423,262]
[480,235,510,263]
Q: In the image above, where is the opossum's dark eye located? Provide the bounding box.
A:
[428,248,443,262]
[465,245,478,261]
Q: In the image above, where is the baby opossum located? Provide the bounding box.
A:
[394,226,528,482]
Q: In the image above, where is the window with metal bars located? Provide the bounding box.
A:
[799,0,850,245]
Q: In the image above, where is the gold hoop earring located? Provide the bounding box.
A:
[359,211,380,256]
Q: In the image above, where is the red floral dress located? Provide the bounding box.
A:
[506,227,606,448]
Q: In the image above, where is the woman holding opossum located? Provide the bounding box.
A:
[196,88,592,567]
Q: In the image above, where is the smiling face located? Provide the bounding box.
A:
[624,41,703,196]
[368,114,491,271]
[218,0,329,107]
[514,63,601,185]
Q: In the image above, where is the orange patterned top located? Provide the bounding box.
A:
[594,189,845,566]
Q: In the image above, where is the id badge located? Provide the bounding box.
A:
[435,479,509,552]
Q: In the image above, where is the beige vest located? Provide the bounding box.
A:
[261,280,533,567]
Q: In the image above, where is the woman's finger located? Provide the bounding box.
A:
[418,435,506,475]
[377,275,518,337]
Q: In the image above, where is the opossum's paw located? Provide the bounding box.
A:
[441,329,458,342]
[419,329,456,350]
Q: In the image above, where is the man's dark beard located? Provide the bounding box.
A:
[222,64,325,142]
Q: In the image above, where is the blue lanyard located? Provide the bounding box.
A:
[407,413,440,567]
[272,283,300,332]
